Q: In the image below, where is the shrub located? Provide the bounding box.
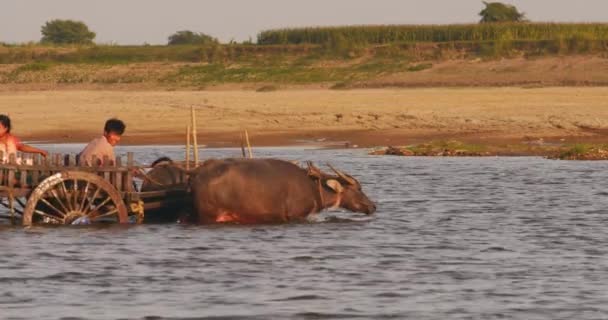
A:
[479,2,526,23]
[41,19,96,44]
[168,31,219,45]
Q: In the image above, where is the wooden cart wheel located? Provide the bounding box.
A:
[22,171,128,226]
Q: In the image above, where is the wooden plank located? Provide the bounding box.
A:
[32,154,40,185]
[54,154,61,167]
[126,152,134,192]
[138,187,188,200]
[115,171,123,192]
[44,153,52,178]
[7,154,16,189]
[127,152,134,166]
[122,159,131,194]
[115,157,123,192]
[0,163,114,171]
[7,170,15,189]
[19,163,27,187]
[102,155,111,183]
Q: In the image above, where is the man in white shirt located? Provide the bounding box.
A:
[79,118,126,166]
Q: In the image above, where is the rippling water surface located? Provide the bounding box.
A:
[2,145,608,320]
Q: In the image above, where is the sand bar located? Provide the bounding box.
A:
[2,87,608,147]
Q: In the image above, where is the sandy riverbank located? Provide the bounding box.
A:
[1,88,607,148]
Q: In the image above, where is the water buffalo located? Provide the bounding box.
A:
[140,157,182,192]
[140,157,191,223]
[188,158,376,224]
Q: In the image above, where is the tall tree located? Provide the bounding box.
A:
[41,19,96,44]
[168,31,218,45]
[479,2,526,23]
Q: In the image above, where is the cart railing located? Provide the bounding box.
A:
[0,151,144,194]
[0,150,191,226]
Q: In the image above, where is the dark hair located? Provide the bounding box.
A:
[104,118,126,135]
[0,114,11,133]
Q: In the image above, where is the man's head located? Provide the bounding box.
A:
[0,114,11,136]
[103,118,126,146]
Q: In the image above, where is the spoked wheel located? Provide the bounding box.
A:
[22,171,128,226]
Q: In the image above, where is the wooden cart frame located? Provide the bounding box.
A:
[0,151,188,226]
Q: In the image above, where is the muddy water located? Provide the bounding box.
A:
[1,145,608,319]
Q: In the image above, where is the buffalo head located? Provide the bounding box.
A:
[307,162,376,215]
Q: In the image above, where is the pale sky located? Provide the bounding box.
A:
[2,0,608,45]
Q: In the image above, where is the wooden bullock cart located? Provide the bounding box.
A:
[0,151,189,226]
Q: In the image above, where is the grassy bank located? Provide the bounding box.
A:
[370,141,608,159]
[1,38,607,65]
[2,23,608,88]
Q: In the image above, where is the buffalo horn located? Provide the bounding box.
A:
[326,163,357,185]
[307,161,323,179]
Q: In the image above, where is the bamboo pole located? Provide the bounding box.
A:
[191,106,199,166]
[245,130,253,159]
[240,132,247,158]
[186,125,191,171]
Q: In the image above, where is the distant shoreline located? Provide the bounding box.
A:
[19,131,608,157]
[2,86,606,157]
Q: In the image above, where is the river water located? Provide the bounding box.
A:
[1,145,608,320]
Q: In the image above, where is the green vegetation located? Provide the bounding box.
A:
[407,140,488,155]
[370,140,490,156]
[13,61,52,73]
[0,37,605,87]
[0,22,606,65]
[257,23,608,45]
[1,20,608,87]
[548,144,608,160]
[0,44,319,64]
[41,19,96,45]
[162,59,407,85]
[479,2,526,23]
[565,143,592,156]
[168,31,219,45]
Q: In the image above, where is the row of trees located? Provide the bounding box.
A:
[38,20,218,45]
[36,2,524,45]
